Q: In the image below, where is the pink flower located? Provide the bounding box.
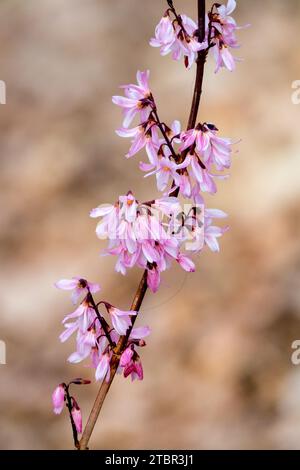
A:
[181,123,232,172]
[119,192,138,223]
[52,384,65,415]
[130,326,151,340]
[188,154,217,194]
[67,327,98,364]
[218,0,237,17]
[123,354,144,381]
[204,209,229,252]
[116,120,159,165]
[71,403,82,434]
[151,196,181,216]
[111,325,150,349]
[112,70,153,128]
[209,0,247,73]
[105,304,137,336]
[176,171,192,198]
[55,277,100,304]
[150,13,207,69]
[213,41,236,73]
[143,157,189,193]
[180,125,210,153]
[177,254,195,272]
[95,353,111,382]
[216,0,238,45]
[147,265,161,293]
[177,15,207,69]
[60,299,96,343]
[90,193,199,292]
[90,204,119,240]
[119,327,148,381]
[150,15,176,52]
[120,346,134,367]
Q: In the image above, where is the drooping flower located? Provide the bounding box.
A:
[212,40,236,73]
[177,254,196,272]
[119,192,138,223]
[59,299,96,343]
[143,156,189,193]
[112,70,153,128]
[67,326,98,364]
[95,352,111,382]
[204,209,229,252]
[149,15,176,53]
[120,346,134,367]
[150,12,207,69]
[208,0,246,73]
[123,353,144,381]
[104,303,137,336]
[71,400,82,434]
[52,384,65,415]
[147,264,161,293]
[116,119,160,165]
[55,277,100,304]
[180,123,232,172]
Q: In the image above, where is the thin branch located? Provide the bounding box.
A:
[79,271,147,450]
[65,385,79,449]
[87,289,115,349]
[151,108,179,161]
[78,0,206,450]
[187,0,207,130]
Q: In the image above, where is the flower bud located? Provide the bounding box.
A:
[52,384,65,415]
[71,404,82,434]
[69,378,91,385]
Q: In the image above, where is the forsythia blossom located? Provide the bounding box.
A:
[52,384,65,415]
[91,193,197,292]
[55,277,150,384]
[150,0,245,73]
[53,0,246,437]
[150,13,207,69]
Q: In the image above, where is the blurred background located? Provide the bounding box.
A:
[0,0,300,450]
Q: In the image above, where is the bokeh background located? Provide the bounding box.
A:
[1,0,300,450]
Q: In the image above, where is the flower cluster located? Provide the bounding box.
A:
[150,13,207,69]
[150,0,244,73]
[91,193,197,293]
[113,71,233,200]
[54,278,150,383]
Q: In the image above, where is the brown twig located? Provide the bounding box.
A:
[78,0,206,450]
[65,385,80,449]
[87,289,115,349]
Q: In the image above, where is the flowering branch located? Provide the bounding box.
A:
[78,0,207,451]
[51,0,246,450]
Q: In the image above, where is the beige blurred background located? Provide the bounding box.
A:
[0,0,300,450]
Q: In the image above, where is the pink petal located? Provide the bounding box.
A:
[130,326,151,339]
[90,205,113,218]
[112,96,137,108]
[55,279,78,290]
[177,254,195,272]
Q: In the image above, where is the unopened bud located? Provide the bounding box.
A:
[70,378,91,385]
